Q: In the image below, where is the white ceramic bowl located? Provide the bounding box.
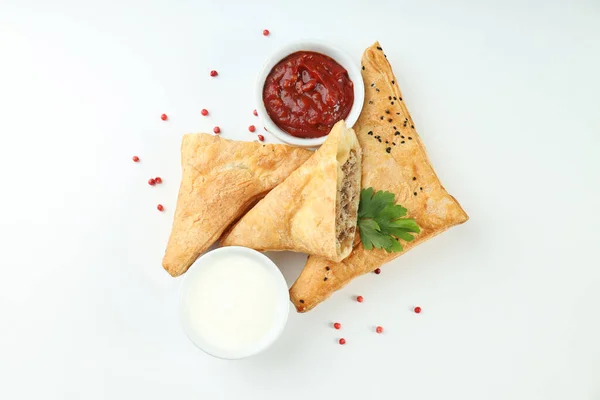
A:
[255,40,365,147]
[179,247,290,360]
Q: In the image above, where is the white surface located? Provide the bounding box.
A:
[1,0,599,399]
[180,247,289,359]
[255,39,364,147]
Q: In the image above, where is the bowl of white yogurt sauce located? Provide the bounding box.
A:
[179,246,290,359]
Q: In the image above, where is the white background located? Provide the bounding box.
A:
[1,0,599,399]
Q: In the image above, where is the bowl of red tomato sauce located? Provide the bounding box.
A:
[256,41,365,147]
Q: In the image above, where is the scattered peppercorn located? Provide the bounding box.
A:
[213,126,220,134]
[157,204,164,212]
[210,70,218,77]
[334,322,341,330]
[132,156,140,162]
[248,125,256,132]
[339,338,346,345]
[414,306,422,314]
[253,109,258,116]
[374,268,381,274]
[155,177,163,184]
[148,178,156,186]
[357,296,364,303]
[376,326,383,334]
[160,114,167,121]
[262,29,270,36]
[257,134,265,142]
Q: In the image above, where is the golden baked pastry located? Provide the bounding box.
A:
[289,42,469,312]
[221,120,362,262]
[162,134,312,277]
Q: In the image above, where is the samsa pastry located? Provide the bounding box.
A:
[162,134,312,277]
[289,42,469,312]
[221,120,362,263]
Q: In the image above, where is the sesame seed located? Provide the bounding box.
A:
[399,97,403,101]
[394,131,400,136]
[386,147,391,153]
[392,80,395,84]
[391,101,394,105]
[368,131,373,135]
[362,66,365,70]
[300,299,304,303]
[408,137,412,140]
[371,83,375,87]
[388,96,392,100]
[392,142,396,146]
[369,101,373,104]
[413,177,417,180]
[411,125,414,128]
[377,46,382,50]
[393,96,397,100]
[324,277,328,281]
[420,187,423,190]
[414,192,417,196]
[388,118,392,122]
[375,88,380,92]
[385,110,390,114]
[401,141,405,144]
[326,266,330,270]
[380,116,384,120]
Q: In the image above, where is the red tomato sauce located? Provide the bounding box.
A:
[263,51,354,138]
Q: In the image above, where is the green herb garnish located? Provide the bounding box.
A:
[357,188,420,253]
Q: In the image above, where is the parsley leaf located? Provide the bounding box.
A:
[357,188,421,253]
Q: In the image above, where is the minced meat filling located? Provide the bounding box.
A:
[336,150,360,247]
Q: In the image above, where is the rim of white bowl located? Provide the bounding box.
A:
[179,246,290,360]
[255,40,365,148]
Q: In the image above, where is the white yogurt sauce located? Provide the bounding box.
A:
[180,247,289,359]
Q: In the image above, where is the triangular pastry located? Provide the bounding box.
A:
[221,120,362,263]
[289,42,469,312]
[162,133,312,277]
